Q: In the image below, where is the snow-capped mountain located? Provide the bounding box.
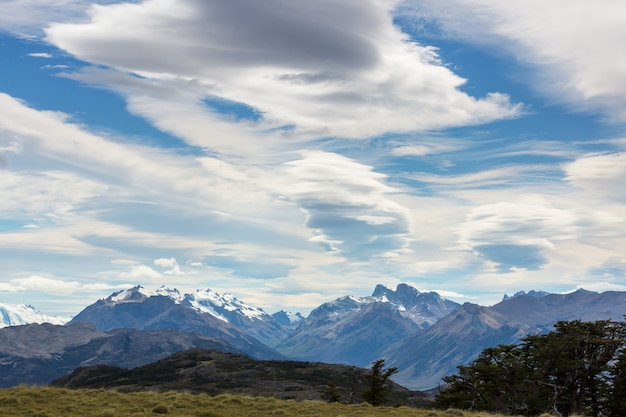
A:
[183,288,266,322]
[271,310,304,327]
[69,285,287,356]
[273,283,459,366]
[0,303,69,328]
[180,288,290,346]
[371,283,461,327]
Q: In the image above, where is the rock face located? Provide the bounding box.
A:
[0,322,241,387]
[50,348,431,407]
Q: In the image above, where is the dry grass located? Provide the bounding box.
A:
[0,386,516,417]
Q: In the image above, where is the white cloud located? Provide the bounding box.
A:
[575,282,626,293]
[456,196,580,271]
[154,257,189,275]
[399,0,626,120]
[45,0,521,139]
[410,165,558,189]
[564,152,626,201]
[0,0,88,34]
[0,275,128,295]
[120,264,162,279]
[279,150,413,258]
[27,52,53,58]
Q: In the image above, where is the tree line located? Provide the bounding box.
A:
[435,319,626,416]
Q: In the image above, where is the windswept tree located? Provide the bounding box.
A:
[435,319,626,417]
[362,358,398,406]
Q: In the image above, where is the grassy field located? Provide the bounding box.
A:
[0,386,517,417]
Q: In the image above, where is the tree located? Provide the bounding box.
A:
[435,320,626,417]
[362,358,398,406]
[608,319,626,416]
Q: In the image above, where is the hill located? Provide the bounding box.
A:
[51,348,430,407]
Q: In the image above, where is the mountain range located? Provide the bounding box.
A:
[1,284,625,390]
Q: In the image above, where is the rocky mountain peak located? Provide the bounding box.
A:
[155,285,183,301]
[106,285,154,304]
[502,289,551,301]
[271,310,304,326]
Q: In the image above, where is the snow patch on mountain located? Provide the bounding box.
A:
[0,303,69,328]
[108,285,154,303]
[155,285,183,301]
[183,288,267,322]
[272,310,304,326]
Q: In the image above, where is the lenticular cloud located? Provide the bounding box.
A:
[46,0,521,139]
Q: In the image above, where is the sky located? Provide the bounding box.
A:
[1,0,626,317]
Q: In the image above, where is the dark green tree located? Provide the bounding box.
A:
[609,349,626,415]
[362,358,398,406]
[607,318,626,416]
[435,320,626,417]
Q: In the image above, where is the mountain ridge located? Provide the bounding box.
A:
[2,284,625,391]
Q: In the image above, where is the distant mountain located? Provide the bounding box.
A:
[50,348,431,407]
[371,284,461,327]
[0,322,241,387]
[274,284,459,366]
[384,289,626,390]
[68,285,283,360]
[502,289,551,301]
[6,284,625,392]
[271,310,304,327]
[181,287,290,346]
[0,303,69,328]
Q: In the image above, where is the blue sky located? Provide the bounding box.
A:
[1,0,626,317]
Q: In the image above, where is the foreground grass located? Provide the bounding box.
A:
[0,386,517,417]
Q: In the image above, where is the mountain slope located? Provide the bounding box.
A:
[274,283,458,366]
[0,303,69,328]
[0,322,240,387]
[50,348,430,407]
[68,286,283,360]
[385,289,626,390]
[276,301,420,366]
[181,288,290,346]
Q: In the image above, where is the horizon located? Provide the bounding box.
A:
[1,1,626,317]
[0,282,609,319]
